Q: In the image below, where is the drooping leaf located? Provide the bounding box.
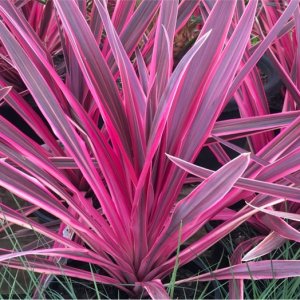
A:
[168,155,300,202]
[242,232,286,261]
[175,260,300,283]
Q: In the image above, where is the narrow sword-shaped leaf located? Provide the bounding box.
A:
[174,261,300,283]
[213,135,300,186]
[0,203,86,250]
[163,154,249,243]
[229,237,262,300]
[53,0,134,165]
[141,0,200,69]
[0,86,11,101]
[139,154,250,276]
[166,0,237,154]
[89,1,103,43]
[0,0,49,60]
[152,196,282,280]
[136,48,149,94]
[107,0,161,71]
[141,28,212,239]
[141,279,170,300]
[211,111,300,138]
[247,203,300,222]
[111,0,135,34]
[0,248,120,273]
[0,1,69,110]
[0,80,64,156]
[131,31,211,268]
[176,0,201,31]
[0,159,132,269]
[256,213,300,243]
[242,232,286,261]
[144,203,270,280]
[149,0,178,103]
[5,11,133,224]
[0,16,130,243]
[168,155,300,202]
[177,0,257,161]
[226,0,299,103]
[150,0,256,240]
[0,258,125,287]
[243,115,300,179]
[95,0,146,173]
[0,139,125,252]
[265,48,300,105]
[13,5,134,235]
[0,160,84,231]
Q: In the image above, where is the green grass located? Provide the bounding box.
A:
[1,233,299,299]
[168,222,183,299]
[167,225,300,300]
[1,193,299,299]
[243,240,300,300]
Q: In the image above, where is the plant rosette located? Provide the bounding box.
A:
[1,0,300,298]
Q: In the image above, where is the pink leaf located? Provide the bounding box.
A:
[242,232,286,261]
[211,111,300,139]
[229,237,262,300]
[141,279,170,300]
[248,203,300,222]
[175,260,300,283]
[139,154,250,276]
[168,155,300,202]
[0,86,12,101]
[95,0,146,172]
[54,0,133,162]
[226,0,299,102]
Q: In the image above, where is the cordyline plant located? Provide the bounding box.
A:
[0,0,300,298]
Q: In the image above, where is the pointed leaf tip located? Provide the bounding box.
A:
[0,86,12,101]
[240,152,251,162]
[140,280,170,299]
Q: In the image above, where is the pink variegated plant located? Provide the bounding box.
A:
[0,0,300,298]
[0,0,61,91]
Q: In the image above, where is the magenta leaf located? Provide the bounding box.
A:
[229,237,262,300]
[242,232,286,261]
[141,279,170,300]
[168,155,300,202]
[175,260,300,283]
[53,0,133,162]
[1,1,300,298]
[0,86,11,101]
[226,0,299,102]
[139,154,250,275]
